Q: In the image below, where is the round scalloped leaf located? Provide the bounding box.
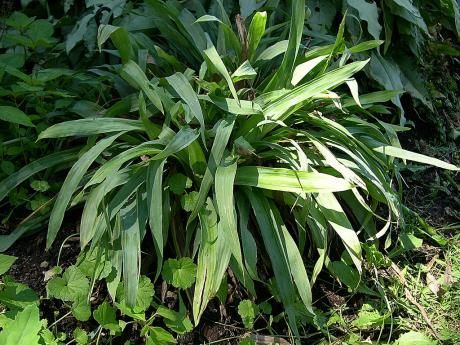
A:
[162,257,197,289]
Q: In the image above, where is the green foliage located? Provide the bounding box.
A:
[305,0,460,130]
[0,255,17,275]
[73,328,89,345]
[0,304,42,345]
[93,301,121,333]
[7,1,453,339]
[156,306,193,334]
[0,276,39,310]
[395,331,437,345]
[238,299,259,329]
[0,1,458,344]
[47,266,89,302]
[162,258,197,289]
[116,275,154,313]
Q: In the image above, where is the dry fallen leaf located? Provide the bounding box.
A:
[43,268,56,282]
[444,258,453,286]
[425,254,438,271]
[426,272,440,296]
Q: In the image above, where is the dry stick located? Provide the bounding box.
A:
[249,334,291,345]
[404,289,440,340]
[389,263,441,340]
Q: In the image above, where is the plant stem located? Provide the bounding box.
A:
[95,327,103,345]
[48,311,72,329]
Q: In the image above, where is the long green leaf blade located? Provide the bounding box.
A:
[374,145,459,170]
[38,119,144,139]
[47,133,123,248]
[235,166,353,193]
[0,149,77,203]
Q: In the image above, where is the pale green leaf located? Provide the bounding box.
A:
[0,254,17,275]
[291,55,327,86]
[47,266,90,302]
[93,301,121,332]
[247,11,267,60]
[38,119,144,139]
[238,300,259,329]
[235,166,353,193]
[0,305,41,345]
[162,257,197,289]
[395,331,436,345]
[374,145,459,170]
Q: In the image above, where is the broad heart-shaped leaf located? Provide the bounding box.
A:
[351,303,387,329]
[0,106,34,127]
[0,304,41,345]
[71,297,91,322]
[156,306,193,334]
[367,52,404,119]
[0,276,39,310]
[388,0,428,34]
[162,258,197,289]
[168,173,192,195]
[76,245,112,280]
[30,180,50,192]
[47,133,123,248]
[93,302,121,333]
[395,331,436,345]
[73,328,89,345]
[47,266,89,302]
[116,275,154,313]
[347,0,382,40]
[39,328,58,345]
[0,254,17,275]
[237,299,259,329]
